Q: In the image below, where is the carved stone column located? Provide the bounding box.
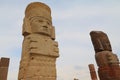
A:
[88,64,98,80]
[90,31,120,80]
[18,2,59,80]
[0,57,10,80]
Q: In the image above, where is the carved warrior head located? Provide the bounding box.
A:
[22,2,55,39]
[90,31,112,53]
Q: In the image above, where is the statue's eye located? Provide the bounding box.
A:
[47,21,50,25]
[38,20,43,22]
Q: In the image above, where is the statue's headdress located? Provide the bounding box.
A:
[25,2,51,21]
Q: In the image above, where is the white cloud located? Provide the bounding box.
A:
[53,4,120,21]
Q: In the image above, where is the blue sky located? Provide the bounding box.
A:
[0,0,120,80]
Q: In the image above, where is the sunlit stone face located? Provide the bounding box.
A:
[30,16,52,36]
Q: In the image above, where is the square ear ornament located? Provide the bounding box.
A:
[51,26,56,40]
[22,18,32,36]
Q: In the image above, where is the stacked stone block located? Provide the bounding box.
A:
[0,57,10,80]
[88,64,98,80]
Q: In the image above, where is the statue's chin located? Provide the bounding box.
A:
[33,32,51,37]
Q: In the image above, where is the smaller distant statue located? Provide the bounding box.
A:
[88,64,98,80]
[90,31,120,80]
[74,78,79,80]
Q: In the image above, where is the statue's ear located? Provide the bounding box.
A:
[51,26,55,40]
[22,18,32,36]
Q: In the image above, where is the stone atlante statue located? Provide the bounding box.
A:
[18,2,59,80]
[90,31,120,80]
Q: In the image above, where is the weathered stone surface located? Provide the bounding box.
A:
[90,31,112,53]
[90,31,120,80]
[18,2,59,80]
[0,57,10,80]
[88,64,98,80]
